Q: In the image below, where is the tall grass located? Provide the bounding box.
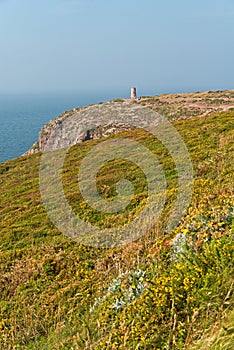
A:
[0,110,233,349]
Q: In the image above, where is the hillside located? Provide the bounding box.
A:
[0,93,233,349]
[138,89,234,120]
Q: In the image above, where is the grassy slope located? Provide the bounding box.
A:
[137,89,234,120]
[0,107,233,349]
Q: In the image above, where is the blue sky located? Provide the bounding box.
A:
[0,0,234,96]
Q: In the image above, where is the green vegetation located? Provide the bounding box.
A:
[138,90,234,121]
[0,109,233,349]
[112,99,125,103]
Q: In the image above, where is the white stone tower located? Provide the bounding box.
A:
[131,87,137,99]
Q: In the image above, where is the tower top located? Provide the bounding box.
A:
[131,87,137,99]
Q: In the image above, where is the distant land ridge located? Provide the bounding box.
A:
[24,89,234,156]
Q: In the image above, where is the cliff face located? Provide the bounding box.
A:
[24,102,136,155]
[24,90,234,155]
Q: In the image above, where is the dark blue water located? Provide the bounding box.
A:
[0,91,124,163]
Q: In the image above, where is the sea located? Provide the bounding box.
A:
[0,91,123,163]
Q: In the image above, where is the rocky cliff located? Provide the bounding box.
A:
[25,90,234,155]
